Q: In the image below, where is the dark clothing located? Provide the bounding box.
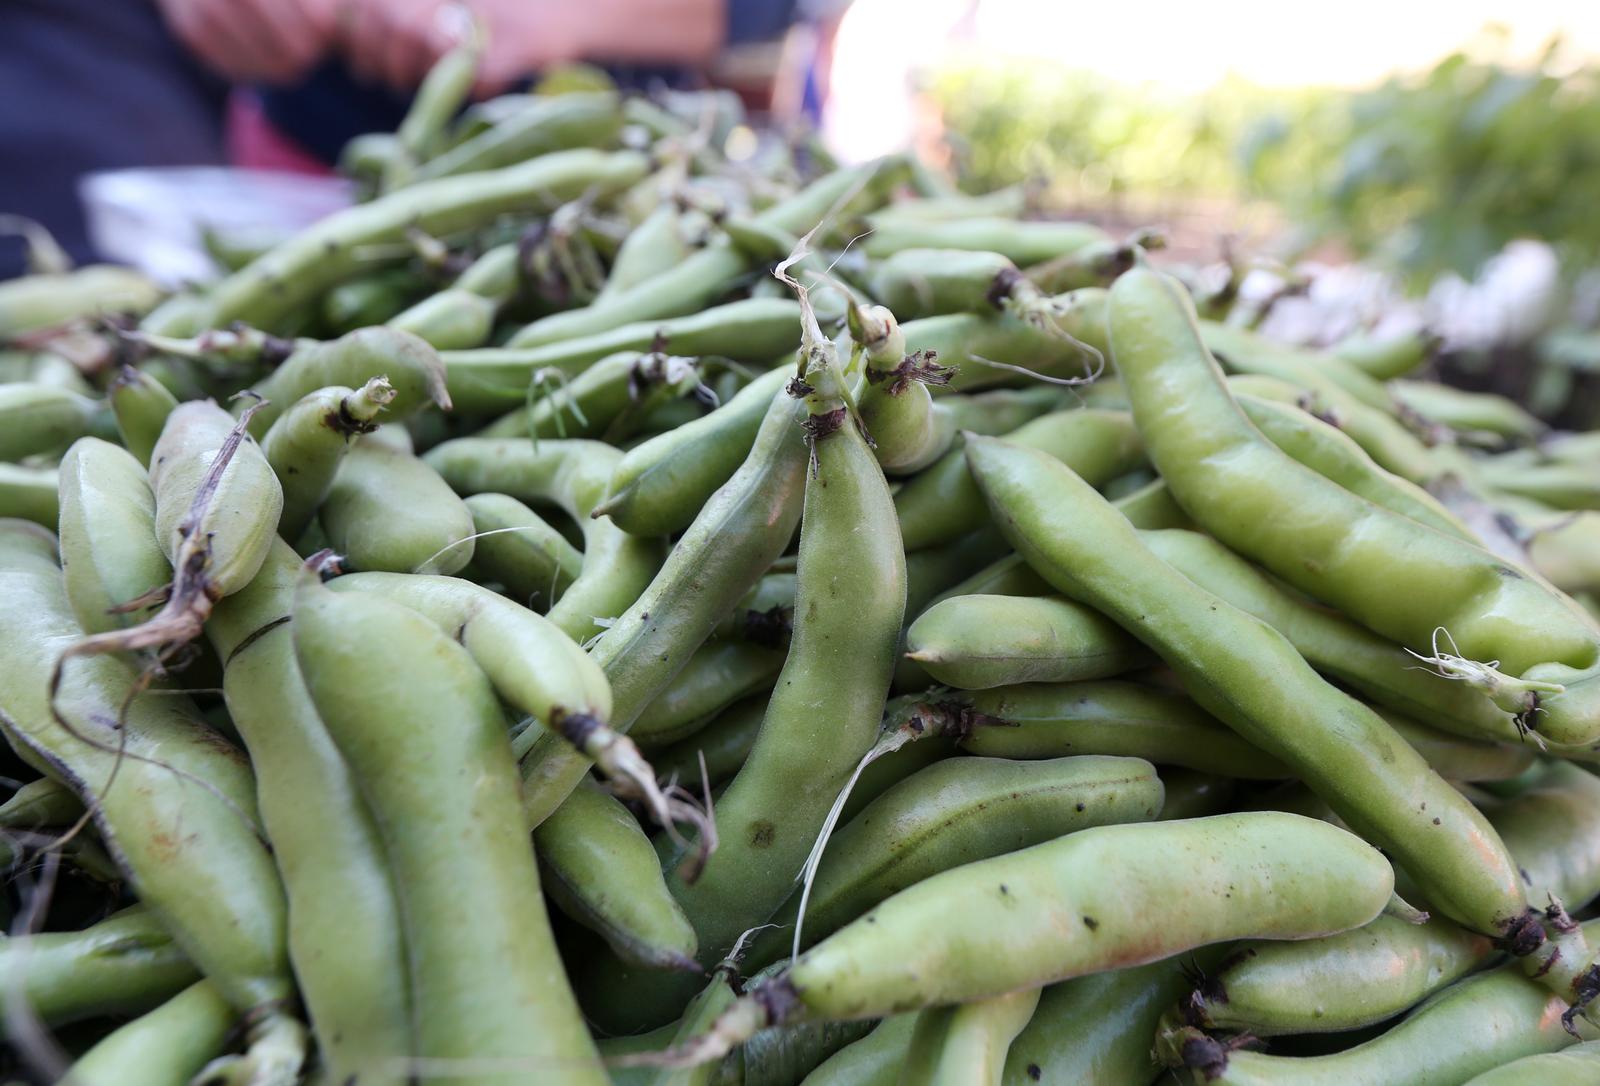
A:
[0,0,228,277]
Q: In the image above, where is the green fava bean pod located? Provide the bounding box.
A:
[109,365,179,466]
[0,462,59,525]
[56,438,170,635]
[0,906,198,1026]
[649,695,766,789]
[206,540,412,1084]
[206,148,648,330]
[319,435,475,574]
[1176,914,1493,1037]
[534,778,700,971]
[0,383,97,461]
[630,640,786,747]
[462,492,583,610]
[410,92,627,182]
[849,304,957,475]
[1198,319,1396,413]
[473,349,711,443]
[593,362,792,537]
[675,812,1393,1065]
[0,522,304,1084]
[1236,391,1472,540]
[799,1015,916,1086]
[962,681,1287,779]
[895,408,1144,553]
[1334,328,1435,380]
[388,288,499,349]
[1137,528,1527,745]
[1462,1040,1600,1085]
[384,25,482,186]
[293,573,607,1085]
[1392,379,1547,441]
[423,437,666,650]
[1481,460,1600,511]
[1159,962,1600,1085]
[442,298,799,415]
[1489,762,1600,912]
[0,264,162,337]
[904,594,1147,690]
[242,325,451,437]
[67,980,237,1086]
[740,754,1164,974]
[1002,949,1230,1086]
[503,157,903,349]
[261,377,396,540]
[433,392,804,824]
[962,435,1534,946]
[860,217,1109,266]
[324,570,612,745]
[899,987,1040,1086]
[1107,266,1600,744]
[0,775,83,827]
[663,340,906,968]
[898,309,1103,394]
[57,400,281,711]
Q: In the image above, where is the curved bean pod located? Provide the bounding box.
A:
[462,492,583,610]
[962,681,1286,779]
[905,594,1146,689]
[594,362,792,537]
[963,435,1533,944]
[67,980,236,1086]
[896,408,1144,552]
[56,438,169,635]
[0,906,198,1025]
[0,383,97,462]
[0,521,303,1083]
[741,754,1164,973]
[1107,267,1599,742]
[206,148,648,330]
[445,298,799,414]
[674,812,1393,1064]
[108,365,179,466]
[1462,1040,1600,1085]
[206,540,412,1083]
[293,572,606,1085]
[1159,963,1599,1085]
[799,1015,916,1086]
[860,218,1108,265]
[320,436,475,574]
[261,377,396,540]
[630,640,786,747]
[900,987,1039,1086]
[535,779,699,971]
[0,462,58,525]
[1177,914,1493,1036]
[242,325,449,437]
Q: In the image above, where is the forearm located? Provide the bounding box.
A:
[570,0,726,65]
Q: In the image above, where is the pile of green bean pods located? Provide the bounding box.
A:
[7,43,1600,1086]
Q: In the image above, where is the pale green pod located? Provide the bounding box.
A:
[319,436,475,574]
[67,981,236,1086]
[261,378,397,540]
[535,779,699,971]
[150,399,281,596]
[109,365,180,466]
[0,383,98,461]
[905,593,1146,689]
[0,906,198,1025]
[56,437,170,634]
[800,1016,916,1086]
[463,492,583,610]
[900,987,1040,1086]
[1462,1040,1600,1085]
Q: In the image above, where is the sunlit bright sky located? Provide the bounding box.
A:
[824,0,1600,158]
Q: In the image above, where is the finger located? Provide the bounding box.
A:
[381,0,444,91]
[251,0,332,79]
[340,0,392,85]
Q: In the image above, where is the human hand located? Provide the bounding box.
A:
[335,0,583,96]
[155,0,337,84]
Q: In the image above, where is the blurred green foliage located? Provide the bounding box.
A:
[931,32,1600,284]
